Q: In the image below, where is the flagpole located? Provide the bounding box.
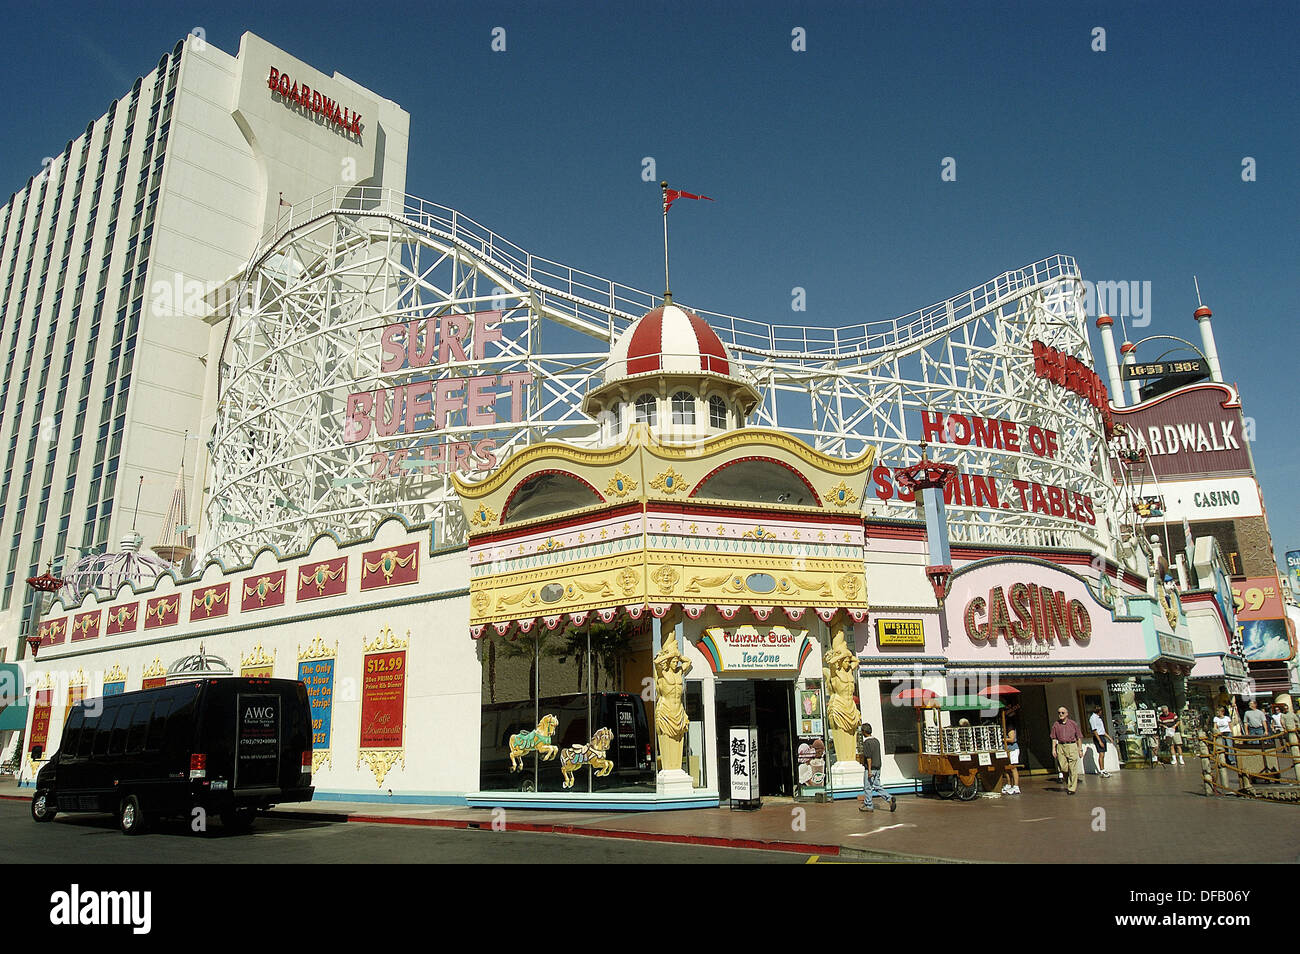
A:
[660,181,671,305]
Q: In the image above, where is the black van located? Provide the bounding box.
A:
[30,677,314,834]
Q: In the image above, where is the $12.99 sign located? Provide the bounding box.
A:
[359,651,406,750]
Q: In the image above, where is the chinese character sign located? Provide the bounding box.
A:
[729,727,758,803]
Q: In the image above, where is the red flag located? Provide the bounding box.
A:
[662,186,714,214]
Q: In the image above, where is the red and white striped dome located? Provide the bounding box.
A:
[603,304,734,381]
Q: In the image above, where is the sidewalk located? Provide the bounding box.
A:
[4,766,1295,862]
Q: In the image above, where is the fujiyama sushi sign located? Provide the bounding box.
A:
[698,626,813,675]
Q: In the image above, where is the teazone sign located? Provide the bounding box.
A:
[963,583,1092,646]
[268,67,362,137]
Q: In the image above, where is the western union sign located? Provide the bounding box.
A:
[876,618,925,647]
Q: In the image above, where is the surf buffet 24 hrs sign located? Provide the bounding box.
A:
[344,311,535,481]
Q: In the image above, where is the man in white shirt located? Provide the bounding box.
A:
[1088,707,1113,777]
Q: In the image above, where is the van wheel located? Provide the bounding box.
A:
[119,795,145,835]
[224,807,256,832]
[31,792,56,823]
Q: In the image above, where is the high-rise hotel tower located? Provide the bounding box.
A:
[0,32,408,656]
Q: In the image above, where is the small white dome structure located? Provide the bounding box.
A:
[583,303,759,443]
[58,531,177,606]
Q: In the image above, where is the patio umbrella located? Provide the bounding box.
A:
[896,687,938,704]
[978,685,1021,697]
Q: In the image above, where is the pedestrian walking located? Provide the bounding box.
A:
[857,722,896,813]
[1243,699,1268,737]
[1002,728,1021,794]
[1088,706,1112,777]
[1212,705,1236,766]
[1278,703,1298,735]
[1050,705,1085,794]
[1156,705,1185,765]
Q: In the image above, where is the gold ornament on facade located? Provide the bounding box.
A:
[192,587,228,614]
[301,562,344,594]
[825,480,859,508]
[837,573,862,601]
[110,604,136,628]
[651,565,680,594]
[105,663,128,684]
[741,526,777,541]
[142,657,166,680]
[146,598,178,623]
[649,467,690,495]
[616,567,640,597]
[357,749,405,788]
[363,548,415,584]
[244,574,285,605]
[468,505,498,529]
[790,574,832,598]
[363,626,410,654]
[241,642,277,671]
[605,470,638,498]
[471,590,491,617]
[298,635,339,662]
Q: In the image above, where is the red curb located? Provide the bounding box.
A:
[0,794,28,803]
[342,811,840,855]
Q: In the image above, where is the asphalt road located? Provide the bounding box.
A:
[1,798,808,864]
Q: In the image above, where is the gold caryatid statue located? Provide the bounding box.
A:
[823,624,861,765]
[653,632,693,773]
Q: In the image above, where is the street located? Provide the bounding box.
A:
[0,799,808,864]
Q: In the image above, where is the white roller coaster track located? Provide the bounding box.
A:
[205,186,1119,566]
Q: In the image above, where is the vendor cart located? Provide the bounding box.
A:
[916,696,1010,801]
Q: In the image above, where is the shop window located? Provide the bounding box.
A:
[479,634,540,794]
[478,620,655,795]
[878,680,919,755]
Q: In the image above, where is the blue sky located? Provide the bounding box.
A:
[4,0,1297,571]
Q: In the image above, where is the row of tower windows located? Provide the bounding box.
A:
[630,392,729,429]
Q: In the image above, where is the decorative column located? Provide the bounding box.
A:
[653,627,695,796]
[823,620,863,790]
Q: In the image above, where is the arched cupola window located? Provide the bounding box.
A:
[708,395,728,429]
[671,391,695,426]
[635,393,657,426]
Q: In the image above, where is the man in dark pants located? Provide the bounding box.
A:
[857,723,896,812]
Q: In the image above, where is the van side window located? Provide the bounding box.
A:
[61,707,85,760]
[108,703,135,755]
[126,700,153,754]
[145,696,172,752]
[92,705,121,757]
[77,711,99,758]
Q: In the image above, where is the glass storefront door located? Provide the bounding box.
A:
[714,679,796,799]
